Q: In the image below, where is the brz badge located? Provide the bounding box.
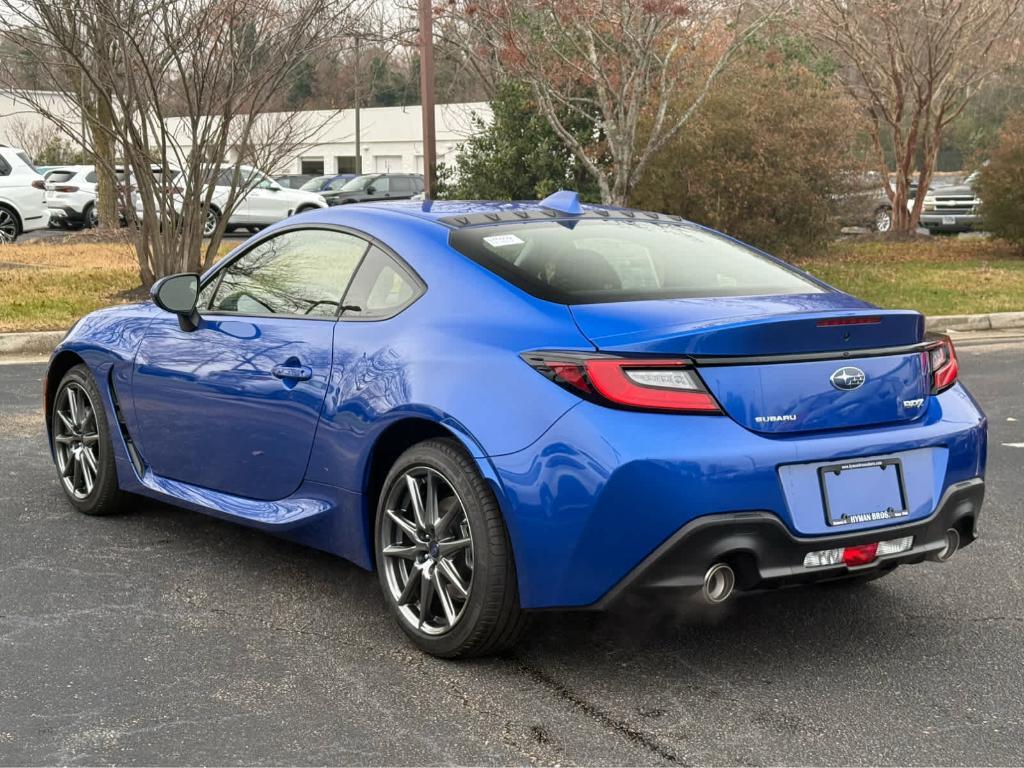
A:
[830,366,866,391]
[903,398,925,409]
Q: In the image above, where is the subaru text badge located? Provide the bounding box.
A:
[830,366,866,391]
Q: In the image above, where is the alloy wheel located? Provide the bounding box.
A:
[203,209,218,237]
[875,208,893,233]
[380,467,475,636]
[0,209,17,243]
[53,382,102,500]
[87,206,99,228]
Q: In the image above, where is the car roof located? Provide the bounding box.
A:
[312,198,686,230]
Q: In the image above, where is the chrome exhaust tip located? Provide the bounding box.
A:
[934,528,960,562]
[702,563,736,604]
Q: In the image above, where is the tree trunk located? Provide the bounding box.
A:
[90,106,118,230]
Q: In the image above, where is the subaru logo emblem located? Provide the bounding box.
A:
[830,366,866,391]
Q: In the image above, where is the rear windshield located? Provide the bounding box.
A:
[45,171,76,183]
[448,219,822,304]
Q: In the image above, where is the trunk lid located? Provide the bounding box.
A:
[570,295,930,434]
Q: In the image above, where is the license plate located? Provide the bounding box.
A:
[942,215,956,225]
[818,459,908,527]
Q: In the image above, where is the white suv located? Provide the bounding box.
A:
[141,166,328,236]
[44,165,99,229]
[0,145,49,243]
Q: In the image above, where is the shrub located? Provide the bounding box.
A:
[630,48,865,257]
[976,114,1024,251]
[437,80,603,202]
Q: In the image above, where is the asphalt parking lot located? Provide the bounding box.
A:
[1,334,1022,766]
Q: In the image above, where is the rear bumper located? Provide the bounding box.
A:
[46,204,87,223]
[594,477,983,608]
[492,384,987,609]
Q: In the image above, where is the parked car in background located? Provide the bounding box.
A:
[836,172,924,234]
[919,171,982,234]
[142,165,328,236]
[326,173,424,205]
[274,173,316,189]
[0,145,49,243]
[300,174,358,205]
[44,166,99,229]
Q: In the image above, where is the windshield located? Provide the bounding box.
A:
[299,176,329,191]
[448,219,823,304]
[339,175,375,192]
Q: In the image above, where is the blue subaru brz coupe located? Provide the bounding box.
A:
[45,191,986,657]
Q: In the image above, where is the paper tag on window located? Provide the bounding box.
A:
[483,234,525,247]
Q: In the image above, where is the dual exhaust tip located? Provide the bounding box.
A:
[702,527,961,603]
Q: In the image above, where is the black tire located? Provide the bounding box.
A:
[375,438,527,658]
[83,202,98,229]
[0,204,20,244]
[50,364,127,516]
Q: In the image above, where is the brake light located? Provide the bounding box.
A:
[522,353,721,414]
[927,335,958,394]
[54,185,79,193]
[32,179,46,190]
[817,316,881,327]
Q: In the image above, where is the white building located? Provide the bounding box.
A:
[0,89,82,151]
[167,102,492,178]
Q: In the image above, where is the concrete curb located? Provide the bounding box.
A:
[0,330,65,357]
[2,312,1022,358]
[925,311,1024,333]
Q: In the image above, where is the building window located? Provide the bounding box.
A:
[335,155,361,174]
[373,155,402,172]
[300,157,325,175]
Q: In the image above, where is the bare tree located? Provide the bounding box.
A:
[1,0,361,284]
[807,0,1024,235]
[439,0,789,206]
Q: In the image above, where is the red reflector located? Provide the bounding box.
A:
[817,316,881,327]
[842,542,879,567]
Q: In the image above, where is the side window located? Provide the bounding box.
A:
[85,171,98,183]
[343,246,422,319]
[204,229,369,318]
[391,177,412,195]
[371,176,389,194]
[0,156,10,176]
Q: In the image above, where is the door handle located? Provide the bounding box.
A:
[272,364,312,381]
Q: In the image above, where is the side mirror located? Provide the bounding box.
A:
[151,273,200,331]
[366,186,376,195]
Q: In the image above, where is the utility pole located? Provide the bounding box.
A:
[418,0,436,198]
[353,34,361,174]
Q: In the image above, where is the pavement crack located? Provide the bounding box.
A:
[511,657,688,766]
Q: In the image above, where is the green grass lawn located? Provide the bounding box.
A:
[1,236,1022,333]
[795,239,1024,316]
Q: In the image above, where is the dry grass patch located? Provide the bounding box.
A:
[0,241,138,332]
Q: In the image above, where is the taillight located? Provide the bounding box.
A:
[522,352,721,414]
[32,179,46,190]
[927,335,958,394]
[54,185,79,193]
